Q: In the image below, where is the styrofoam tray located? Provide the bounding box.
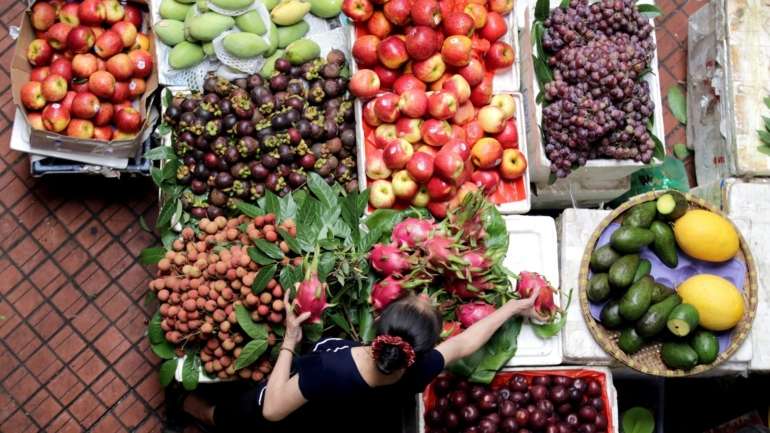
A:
[525,0,666,184]
[502,215,562,365]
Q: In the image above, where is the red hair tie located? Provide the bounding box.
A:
[371,335,416,368]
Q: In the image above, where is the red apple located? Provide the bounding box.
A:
[469,75,493,107]
[451,182,480,206]
[101,0,125,24]
[93,102,114,126]
[411,0,441,27]
[427,91,457,120]
[398,89,428,118]
[366,149,391,180]
[444,139,470,160]
[490,94,516,120]
[441,35,472,67]
[72,53,99,78]
[395,118,422,143]
[434,148,465,181]
[392,170,419,200]
[341,0,373,22]
[373,65,398,89]
[94,30,122,59]
[420,119,452,146]
[114,106,141,133]
[374,124,398,148]
[373,92,401,123]
[406,151,434,183]
[412,54,446,83]
[426,200,448,218]
[480,12,507,42]
[412,186,430,207]
[91,26,105,39]
[93,125,113,140]
[366,11,391,39]
[363,100,381,127]
[383,139,414,170]
[453,100,475,125]
[110,81,130,103]
[71,91,101,119]
[352,35,380,67]
[61,91,76,112]
[78,0,105,26]
[128,49,154,79]
[27,39,53,67]
[49,58,73,81]
[485,41,514,70]
[105,53,134,81]
[382,0,410,26]
[96,58,106,71]
[393,75,426,94]
[127,78,146,98]
[27,112,44,130]
[71,81,89,93]
[59,3,80,26]
[111,21,137,48]
[471,170,500,194]
[442,74,471,104]
[377,36,408,69]
[488,0,513,14]
[443,12,475,36]
[458,57,485,86]
[429,72,451,92]
[41,74,68,102]
[405,26,439,61]
[29,67,50,82]
[465,120,484,144]
[66,118,94,138]
[31,2,56,32]
[132,33,150,52]
[416,144,438,157]
[21,81,46,110]
[494,119,518,148]
[426,176,454,201]
[471,137,503,168]
[88,70,115,98]
[463,3,487,28]
[112,130,135,140]
[123,4,143,28]
[45,22,72,50]
[369,180,396,209]
[500,148,526,179]
[42,102,70,132]
[349,69,380,98]
[478,105,506,133]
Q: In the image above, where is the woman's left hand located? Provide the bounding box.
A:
[283,291,311,349]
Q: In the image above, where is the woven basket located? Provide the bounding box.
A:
[578,191,758,377]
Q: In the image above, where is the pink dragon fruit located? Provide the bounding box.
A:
[517,271,558,320]
[456,302,496,328]
[462,250,491,277]
[422,235,457,268]
[392,218,435,248]
[446,277,478,299]
[294,250,329,323]
[369,243,412,276]
[370,276,405,312]
[516,271,550,297]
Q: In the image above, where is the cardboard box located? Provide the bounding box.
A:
[10,0,158,159]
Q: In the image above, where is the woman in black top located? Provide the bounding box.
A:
[182,289,543,432]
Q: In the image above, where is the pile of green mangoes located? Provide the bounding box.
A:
[587,193,719,371]
[155,0,341,69]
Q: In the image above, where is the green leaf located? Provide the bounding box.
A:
[163,88,173,108]
[151,341,176,360]
[235,304,268,339]
[263,190,281,218]
[560,0,569,7]
[161,230,177,250]
[317,252,336,282]
[481,202,509,262]
[359,307,375,343]
[307,172,338,210]
[536,91,545,104]
[328,312,351,334]
[248,247,276,266]
[254,239,284,260]
[161,159,180,182]
[279,194,298,221]
[622,407,655,433]
[144,146,177,161]
[148,312,165,345]
[158,123,171,135]
[764,96,770,110]
[159,359,178,387]
[182,354,200,391]
[762,116,770,131]
[303,322,324,342]
[534,0,550,21]
[651,133,665,161]
[365,209,401,232]
[252,264,277,294]
[548,171,558,185]
[235,339,269,370]
[341,192,363,242]
[532,21,546,61]
[150,167,164,187]
[533,55,553,87]
[278,229,301,254]
[758,145,770,156]
[637,67,653,80]
[448,318,522,384]
[331,219,352,239]
[139,215,152,233]
[636,3,662,17]
[758,129,770,145]
[235,201,263,218]
[139,247,166,265]
[667,85,687,125]
[156,200,177,230]
[279,265,302,293]
[673,143,690,160]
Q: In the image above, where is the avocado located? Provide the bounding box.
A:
[608,254,640,291]
[656,191,688,221]
[590,244,622,273]
[618,327,644,354]
[633,259,652,283]
[610,226,655,254]
[619,275,654,321]
[636,294,682,338]
[690,330,719,364]
[651,282,675,303]
[666,303,700,337]
[600,299,624,329]
[649,221,678,268]
[587,273,611,303]
[661,341,699,370]
[623,201,658,228]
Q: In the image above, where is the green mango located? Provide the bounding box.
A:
[176,0,197,3]
[154,19,186,46]
[309,0,342,17]
[197,0,210,11]
[277,21,309,48]
[202,42,215,56]
[209,0,255,10]
[235,10,266,35]
[263,0,280,10]
[285,38,320,64]
[186,12,235,42]
[159,0,191,20]
[260,49,284,78]
[264,22,279,57]
[223,33,269,58]
[169,41,206,69]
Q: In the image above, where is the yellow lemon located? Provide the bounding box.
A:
[673,210,739,262]
[677,274,745,331]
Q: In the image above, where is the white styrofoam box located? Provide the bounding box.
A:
[502,215,562,366]
[531,176,629,210]
[524,0,666,184]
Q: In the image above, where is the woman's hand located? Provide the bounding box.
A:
[283,291,311,350]
[508,287,547,321]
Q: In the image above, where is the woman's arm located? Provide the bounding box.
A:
[261,292,311,422]
[436,289,541,365]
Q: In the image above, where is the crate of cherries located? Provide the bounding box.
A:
[422,369,617,433]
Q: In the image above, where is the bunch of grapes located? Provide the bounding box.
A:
[540,0,656,177]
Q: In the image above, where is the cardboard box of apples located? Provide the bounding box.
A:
[11,0,158,159]
[343,0,530,216]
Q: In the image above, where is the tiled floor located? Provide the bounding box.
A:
[0,0,702,432]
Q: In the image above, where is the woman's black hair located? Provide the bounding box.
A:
[373,295,442,375]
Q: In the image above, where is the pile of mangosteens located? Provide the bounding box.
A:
[163,49,357,219]
[425,373,609,433]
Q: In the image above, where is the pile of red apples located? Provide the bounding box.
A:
[20,0,153,141]
[342,0,527,216]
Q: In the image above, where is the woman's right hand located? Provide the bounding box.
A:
[283,291,311,349]
[507,287,547,321]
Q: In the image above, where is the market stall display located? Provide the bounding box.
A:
[578,191,758,376]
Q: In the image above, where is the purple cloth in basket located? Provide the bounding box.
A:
[588,223,747,353]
